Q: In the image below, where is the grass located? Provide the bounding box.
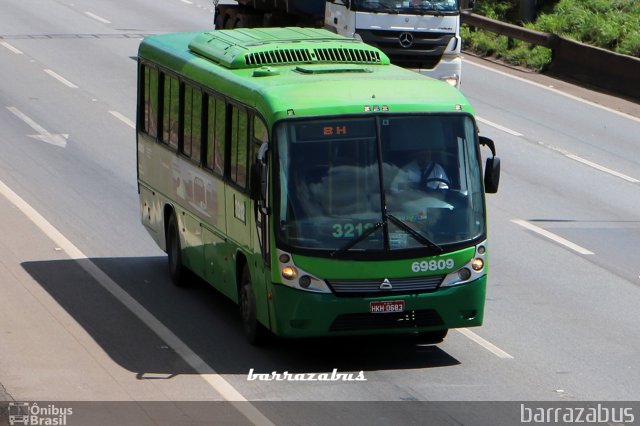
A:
[462,0,640,70]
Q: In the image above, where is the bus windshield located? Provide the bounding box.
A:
[351,0,459,14]
[275,114,485,255]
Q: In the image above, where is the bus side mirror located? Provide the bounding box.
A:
[250,143,269,212]
[480,136,500,193]
[250,162,262,201]
[484,157,500,193]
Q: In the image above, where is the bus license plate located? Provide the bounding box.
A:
[370,300,404,314]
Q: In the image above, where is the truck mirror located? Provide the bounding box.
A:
[460,0,475,11]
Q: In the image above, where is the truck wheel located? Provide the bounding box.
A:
[239,265,269,345]
[167,213,186,287]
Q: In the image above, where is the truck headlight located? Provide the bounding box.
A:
[440,74,460,87]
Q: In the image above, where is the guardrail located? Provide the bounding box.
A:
[461,11,640,101]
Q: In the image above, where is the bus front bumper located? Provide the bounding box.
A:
[267,277,486,338]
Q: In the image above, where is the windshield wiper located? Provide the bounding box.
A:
[330,213,443,256]
[387,213,443,252]
[330,221,384,257]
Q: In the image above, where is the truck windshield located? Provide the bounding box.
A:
[351,0,459,14]
[275,114,485,256]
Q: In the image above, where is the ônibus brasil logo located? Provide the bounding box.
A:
[7,402,73,426]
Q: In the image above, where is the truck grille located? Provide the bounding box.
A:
[327,275,444,297]
[330,309,444,331]
[356,30,454,69]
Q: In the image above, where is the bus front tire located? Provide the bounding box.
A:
[416,329,448,344]
[167,213,187,287]
[239,265,269,345]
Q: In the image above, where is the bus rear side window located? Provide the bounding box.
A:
[143,66,158,138]
[230,106,248,188]
[183,84,202,162]
[206,95,226,176]
[162,74,180,149]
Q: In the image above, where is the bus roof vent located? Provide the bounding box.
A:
[245,48,313,66]
[188,29,390,69]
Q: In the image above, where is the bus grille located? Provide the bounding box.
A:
[330,309,444,332]
[327,275,444,297]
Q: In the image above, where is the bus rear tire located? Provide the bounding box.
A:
[239,265,269,345]
[167,213,187,287]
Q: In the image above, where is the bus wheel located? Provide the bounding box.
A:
[416,329,448,344]
[239,265,269,345]
[167,213,186,287]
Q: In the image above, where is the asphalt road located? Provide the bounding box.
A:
[0,1,639,425]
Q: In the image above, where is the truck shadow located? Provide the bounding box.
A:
[21,256,460,377]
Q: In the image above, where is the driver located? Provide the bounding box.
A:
[390,148,450,192]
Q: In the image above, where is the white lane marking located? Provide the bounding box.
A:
[84,11,111,24]
[476,116,524,137]
[476,116,637,185]
[464,59,640,124]
[7,107,68,148]
[565,154,640,183]
[44,69,78,89]
[512,219,595,255]
[181,0,194,4]
[1,41,23,55]
[544,144,639,184]
[108,110,135,129]
[0,180,274,426]
[456,328,514,359]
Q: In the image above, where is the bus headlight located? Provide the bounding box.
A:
[440,242,487,288]
[281,266,298,280]
[277,250,332,293]
[471,258,484,271]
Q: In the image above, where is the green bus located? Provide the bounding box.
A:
[136,27,500,344]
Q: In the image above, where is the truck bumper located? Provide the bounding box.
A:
[410,54,462,87]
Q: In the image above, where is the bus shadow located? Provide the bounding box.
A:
[21,256,460,377]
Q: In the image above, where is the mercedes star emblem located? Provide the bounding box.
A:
[398,32,414,48]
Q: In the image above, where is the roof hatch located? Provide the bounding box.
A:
[188,28,390,69]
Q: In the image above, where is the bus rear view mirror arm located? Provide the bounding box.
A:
[480,136,500,193]
[479,136,496,157]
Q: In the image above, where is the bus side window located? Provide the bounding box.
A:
[206,94,226,176]
[253,116,268,144]
[142,65,159,138]
[161,73,180,150]
[230,106,248,189]
[183,84,202,163]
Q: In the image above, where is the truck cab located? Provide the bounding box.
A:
[213,0,473,87]
[325,0,469,86]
